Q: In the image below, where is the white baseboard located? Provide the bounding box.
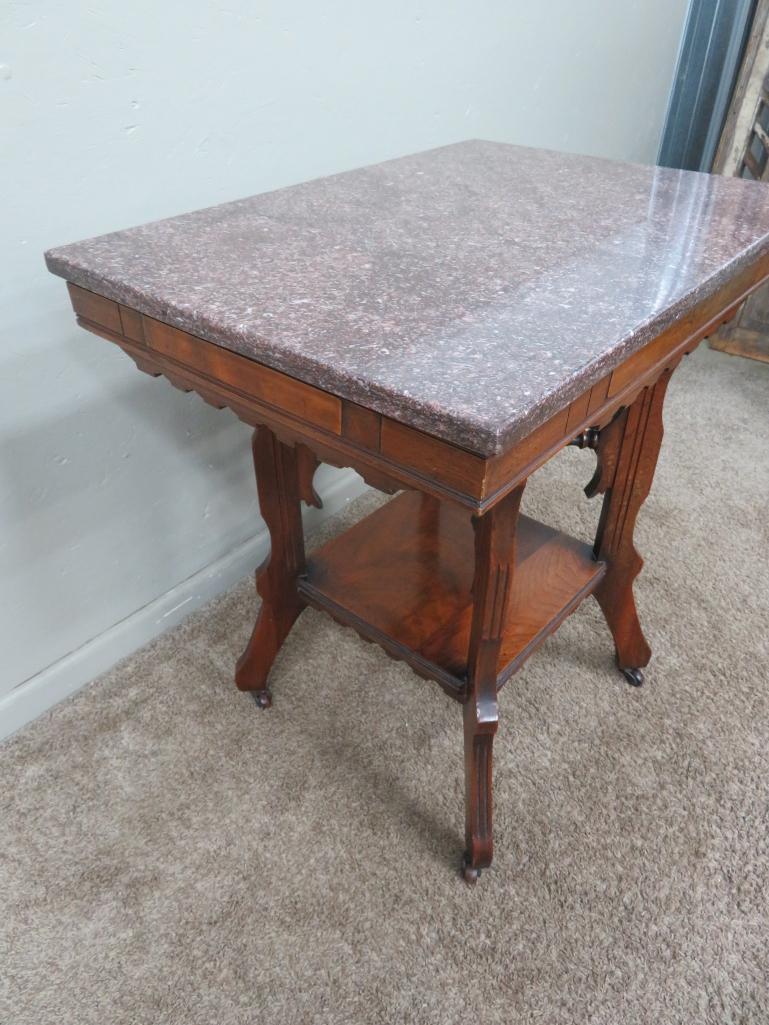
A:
[0,471,367,743]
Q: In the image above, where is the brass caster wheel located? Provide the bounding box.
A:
[461,856,481,885]
[251,689,273,709]
[621,667,644,687]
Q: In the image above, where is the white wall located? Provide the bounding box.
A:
[1,0,689,738]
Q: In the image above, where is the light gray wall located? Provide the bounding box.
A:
[1,0,689,736]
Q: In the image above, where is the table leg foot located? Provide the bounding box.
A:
[620,666,644,687]
[461,856,481,885]
[250,688,273,709]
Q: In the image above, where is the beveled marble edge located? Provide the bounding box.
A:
[46,241,769,456]
[44,138,769,456]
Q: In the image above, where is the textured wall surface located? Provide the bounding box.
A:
[1,0,688,733]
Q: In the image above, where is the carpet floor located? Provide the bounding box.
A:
[1,345,768,1025]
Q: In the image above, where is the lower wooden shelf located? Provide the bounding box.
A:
[299,492,606,698]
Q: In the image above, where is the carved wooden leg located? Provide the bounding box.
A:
[462,483,526,883]
[586,371,673,685]
[235,425,306,707]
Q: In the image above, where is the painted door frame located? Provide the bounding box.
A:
[659,0,757,171]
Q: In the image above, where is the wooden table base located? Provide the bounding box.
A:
[60,272,768,884]
[235,378,666,883]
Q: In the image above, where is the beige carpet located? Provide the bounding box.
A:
[2,345,768,1025]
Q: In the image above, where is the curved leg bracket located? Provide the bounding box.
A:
[587,372,673,679]
[296,444,323,509]
[235,425,306,706]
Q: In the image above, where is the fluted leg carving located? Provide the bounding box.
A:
[462,483,526,882]
[235,425,306,707]
[587,371,672,681]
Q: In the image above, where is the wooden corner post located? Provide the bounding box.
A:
[462,482,526,883]
[235,425,306,707]
[587,371,673,685]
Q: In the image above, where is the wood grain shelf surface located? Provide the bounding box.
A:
[299,492,606,695]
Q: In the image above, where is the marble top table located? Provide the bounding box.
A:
[45,140,769,455]
[46,141,769,884]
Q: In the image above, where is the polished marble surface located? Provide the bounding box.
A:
[46,141,769,454]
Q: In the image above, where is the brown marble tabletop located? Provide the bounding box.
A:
[45,140,769,455]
